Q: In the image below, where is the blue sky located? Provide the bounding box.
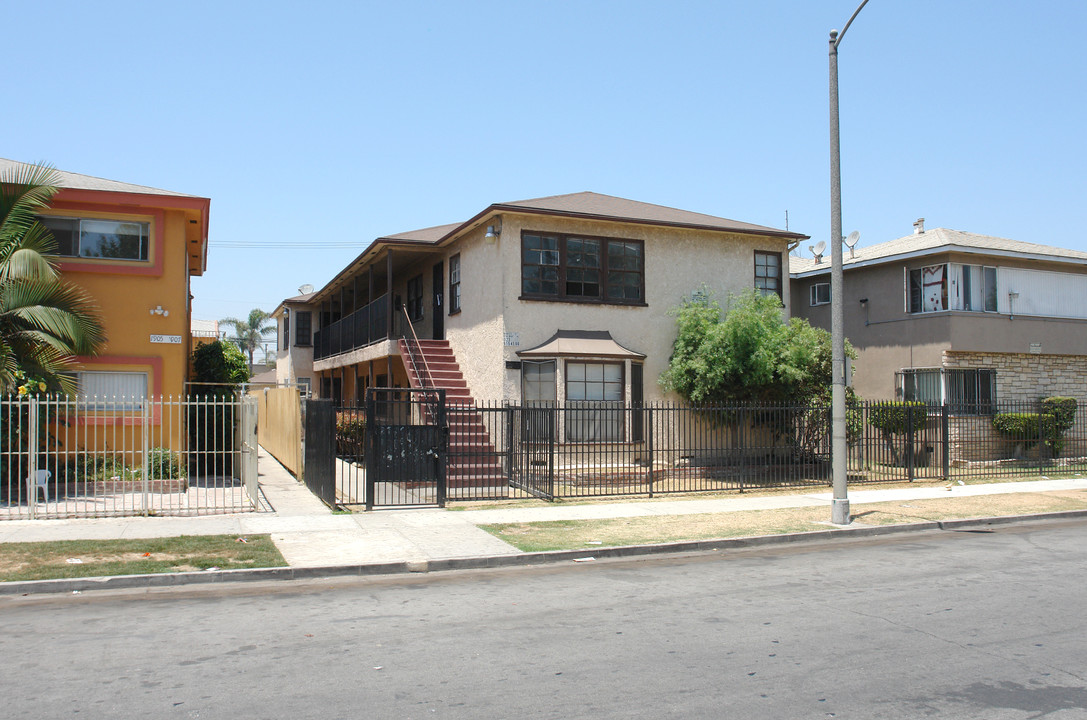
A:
[6,1,1086,342]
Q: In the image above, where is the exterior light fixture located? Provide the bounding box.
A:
[150,305,169,317]
[484,217,502,243]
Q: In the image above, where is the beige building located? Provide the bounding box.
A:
[790,222,1087,403]
[276,192,805,410]
[271,289,317,396]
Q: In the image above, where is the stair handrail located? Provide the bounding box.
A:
[400,306,441,412]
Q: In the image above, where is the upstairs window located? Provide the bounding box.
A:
[907,264,948,313]
[295,311,312,347]
[810,282,830,306]
[957,265,998,312]
[39,217,150,261]
[754,251,782,298]
[909,264,999,314]
[521,232,644,305]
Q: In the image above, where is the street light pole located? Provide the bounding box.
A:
[829,0,870,526]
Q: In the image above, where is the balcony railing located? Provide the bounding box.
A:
[313,293,389,361]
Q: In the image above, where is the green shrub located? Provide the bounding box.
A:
[993,397,1078,458]
[868,402,929,435]
[1040,397,1077,456]
[78,456,137,482]
[146,447,183,479]
[336,414,366,455]
[992,412,1041,442]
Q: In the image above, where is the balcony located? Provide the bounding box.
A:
[313,293,390,361]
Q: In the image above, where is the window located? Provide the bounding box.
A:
[522,360,557,403]
[406,275,424,321]
[521,232,644,304]
[282,314,289,350]
[521,360,556,442]
[77,371,148,411]
[898,368,995,414]
[449,254,461,314]
[810,282,830,306]
[297,377,311,397]
[295,311,312,347]
[754,251,782,298]
[957,265,998,312]
[907,264,948,313]
[566,361,624,442]
[39,217,150,261]
[910,264,1000,314]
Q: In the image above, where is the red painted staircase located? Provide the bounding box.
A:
[398,339,505,491]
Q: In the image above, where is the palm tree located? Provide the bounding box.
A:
[221,309,276,365]
[0,162,106,394]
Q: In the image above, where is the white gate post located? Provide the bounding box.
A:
[27,397,39,519]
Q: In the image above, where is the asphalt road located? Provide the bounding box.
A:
[3,520,1086,719]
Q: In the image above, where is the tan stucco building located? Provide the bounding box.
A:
[790,222,1087,404]
[276,192,805,410]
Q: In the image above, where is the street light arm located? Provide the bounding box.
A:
[833,0,872,48]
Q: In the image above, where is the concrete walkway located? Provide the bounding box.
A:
[1,446,1085,574]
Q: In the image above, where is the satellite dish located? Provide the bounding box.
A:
[298,283,314,294]
[844,231,860,258]
[812,240,827,255]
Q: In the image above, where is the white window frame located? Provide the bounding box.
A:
[810,282,830,306]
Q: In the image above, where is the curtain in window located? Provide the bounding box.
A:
[566,362,623,442]
[922,265,946,312]
[79,371,148,410]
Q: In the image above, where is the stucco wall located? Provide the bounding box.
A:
[48,205,192,401]
[466,213,794,404]
[792,252,1087,400]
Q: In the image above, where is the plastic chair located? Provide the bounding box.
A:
[26,469,51,503]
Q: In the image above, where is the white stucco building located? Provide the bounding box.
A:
[275,192,806,409]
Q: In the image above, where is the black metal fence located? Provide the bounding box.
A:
[313,293,389,361]
[326,397,1087,506]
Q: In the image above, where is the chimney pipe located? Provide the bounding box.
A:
[913,218,925,234]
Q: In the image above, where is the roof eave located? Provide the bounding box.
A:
[789,244,1087,279]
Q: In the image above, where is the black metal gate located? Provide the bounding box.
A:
[365,387,447,509]
[508,406,555,500]
[302,398,337,506]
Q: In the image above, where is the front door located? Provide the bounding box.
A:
[432,261,444,340]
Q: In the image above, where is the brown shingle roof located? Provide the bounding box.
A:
[490,192,805,239]
[309,192,804,303]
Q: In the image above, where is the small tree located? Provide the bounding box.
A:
[868,401,929,466]
[188,340,249,476]
[660,288,855,460]
[660,288,852,405]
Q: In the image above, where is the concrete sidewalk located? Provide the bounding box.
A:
[1,447,1085,587]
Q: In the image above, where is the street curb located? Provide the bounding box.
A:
[4,509,1087,596]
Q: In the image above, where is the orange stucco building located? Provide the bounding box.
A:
[2,158,211,453]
